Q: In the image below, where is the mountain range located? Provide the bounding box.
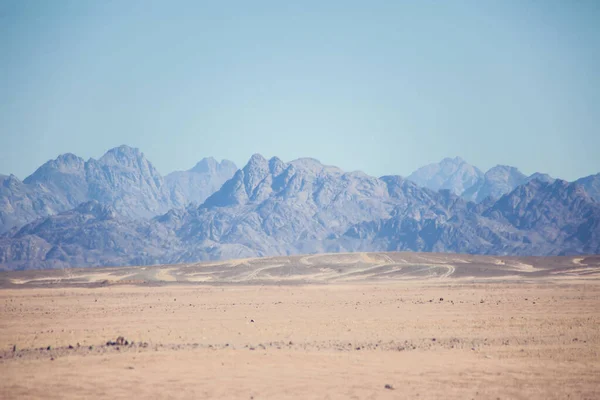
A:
[0,146,598,270]
[0,146,237,234]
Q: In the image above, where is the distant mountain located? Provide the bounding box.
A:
[407,158,558,203]
[461,165,528,202]
[1,155,597,270]
[407,157,484,195]
[165,157,237,206]
[575,173,600,202]
[179,154,399,260]
[0,201,178,270]
[483,180,599,254]
[23,145,172,219]
[524,172,555,185]
[344,179,599,256]
[0,146,235,233]
[0,174,67,235]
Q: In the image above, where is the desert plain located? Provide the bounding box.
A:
[1,252,599,399]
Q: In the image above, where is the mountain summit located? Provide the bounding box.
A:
[407,157,484,196]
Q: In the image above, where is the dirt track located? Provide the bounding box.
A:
[1,253,600,399]
[2,252,599,287]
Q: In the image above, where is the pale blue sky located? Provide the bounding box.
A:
[1,0,599,180]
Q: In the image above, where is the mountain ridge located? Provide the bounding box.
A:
[407,157,564,203]
[1,152,598,270]
[1,148,598,270]
[0,146,237,233]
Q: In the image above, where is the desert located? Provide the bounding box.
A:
[1,252,599,399]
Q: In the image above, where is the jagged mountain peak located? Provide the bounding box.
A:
[98,145,148,167]
[188,157,237,174]
[268,156,286,176]
[407,156,483,196]
[24,153,86,184]
[165,157,238,207]
[289,157,343,175]
[55,152,85,166]
[201,154,273,209]
[190,157,219,173]
[486,164,525,176]
[575,173,600,202]
[460,164,529,203]
[440,156,466,165]
[526,172,555,184]
[1,174,21,186]
[103,144,142,156]
[246,153,268,168]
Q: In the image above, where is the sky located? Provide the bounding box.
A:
[1,0,599,181]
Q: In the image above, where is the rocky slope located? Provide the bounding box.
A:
[575,173,600,202]
[0,201,179,270]
[346,180,599,256]
[0,174,68,235]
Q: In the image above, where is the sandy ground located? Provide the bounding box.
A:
[1,272,599,399]
[3,252,600,287]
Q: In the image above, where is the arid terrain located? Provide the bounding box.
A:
[1,252,599,399]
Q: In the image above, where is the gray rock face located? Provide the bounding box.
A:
[0,146,234,232]
[0,152,598,270]
[165,157,237,206]
[407,157,484,195]
[575,173,600,202]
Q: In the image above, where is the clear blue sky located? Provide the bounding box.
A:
[1,0,599,180]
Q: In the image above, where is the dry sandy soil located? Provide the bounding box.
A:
[1,252,599,399]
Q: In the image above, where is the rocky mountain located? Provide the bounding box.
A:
[0,146,234,233]
[165,157,237,206]
[22,146,172,219]
[575,173,600,202]
[406,157,484,195]
[0,201,179,270]
[1,154,597,271]
[407,158,558,203]
[0,174,68,235]
[525,172,555,185]
[174,154,401,260]
[345,179,599,256]
[483,180,600,254]
[461,165,528,203]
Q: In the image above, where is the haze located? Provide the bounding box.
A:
[1,0,599,180]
